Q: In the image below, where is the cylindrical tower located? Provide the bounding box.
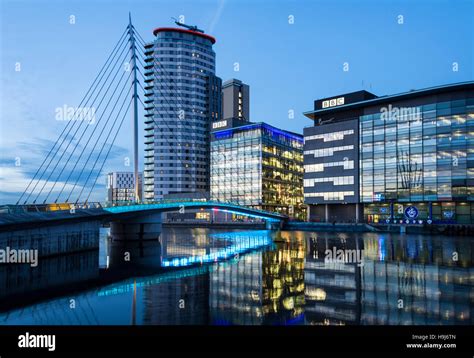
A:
[143,27,221,201]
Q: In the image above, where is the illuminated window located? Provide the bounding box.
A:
[305,130,354,142]
[304,176,354,187]
[304,191,355,200]
[304,145,354,158]
[304,160,354,173]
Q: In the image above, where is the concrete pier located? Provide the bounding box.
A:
[265,220,283,230]
[110,213,162,241]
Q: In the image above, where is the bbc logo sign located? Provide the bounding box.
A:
[322,97,345,109]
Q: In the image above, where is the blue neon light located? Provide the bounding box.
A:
[103,201,284,220]
[378,237,386,261]
[213,122,303,142]
[161,230,273,268]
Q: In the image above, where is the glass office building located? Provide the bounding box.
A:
[304,82,474,224]
[211,122,305,220]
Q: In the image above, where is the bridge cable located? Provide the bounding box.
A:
[65,75,134,203]
[26,33,130,204]
[18,28,128,205]
[32,37,131,204]
[75,89,133,204]
[83,98,134,204]
[50,67,133,203]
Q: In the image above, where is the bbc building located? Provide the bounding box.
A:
[303,82,474,224]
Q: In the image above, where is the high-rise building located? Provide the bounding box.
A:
[143,26,221,201]
[106,172,143,203]
[210,121,305,220]
[222,78,250,121]
[303,82,474,224]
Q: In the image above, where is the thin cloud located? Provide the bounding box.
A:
[208,0,226,34]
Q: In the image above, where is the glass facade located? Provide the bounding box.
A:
[360,96,474,223]
[211,123,305,219]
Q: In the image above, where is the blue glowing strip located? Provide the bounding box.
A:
[213,129,234,139]
[261,123,303,142]
[161,235,273,268]
[96,232,275,297]
[103,201,285,220]
[285,313,305,325]
[97,258,246,297]
[211,230,271,240]
[213,122,303,143]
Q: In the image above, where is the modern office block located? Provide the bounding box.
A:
[303,82,474,224]
[211,122,305,220]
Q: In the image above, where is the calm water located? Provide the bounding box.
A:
[0,228,472,325]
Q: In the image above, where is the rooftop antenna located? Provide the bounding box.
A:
[171,17,204,33]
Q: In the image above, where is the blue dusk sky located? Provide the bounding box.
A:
[0,0,473,204]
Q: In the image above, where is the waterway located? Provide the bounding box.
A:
[0,228,472,325]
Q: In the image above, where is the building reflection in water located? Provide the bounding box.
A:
[361,234,473,325]
[209,231,305,325]
[141,228,217,325]
[142,273,210,325]
[142,229,273,324]
[304,233,362,325]
[0,227,472,326]
[303,232,473,325]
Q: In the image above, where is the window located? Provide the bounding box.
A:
[304,145,354,158]
[304,191,355,200]
[304,176,354,187]
[305,129,354,142]
[304,160,354,173]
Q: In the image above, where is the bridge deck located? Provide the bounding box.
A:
[0,201,286,232]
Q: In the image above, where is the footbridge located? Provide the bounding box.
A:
[0,200,287,233]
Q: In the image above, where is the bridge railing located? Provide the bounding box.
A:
[1,202,104,214]
[103,198,246,208]
[2,199,286,218]
[103,199,287,218]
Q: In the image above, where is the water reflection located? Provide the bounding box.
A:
[0,228,472,325]
[210,233,305,325]
[305,233,362,325]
